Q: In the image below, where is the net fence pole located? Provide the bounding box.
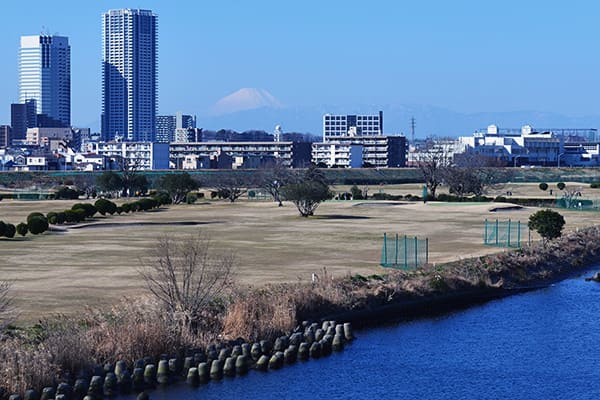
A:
[395,233,399,267]
[484,218,488,245]
[404,235,408,269]
[383,233,387,266]
[414,236,418,269]
[495,219,499,246]
[508,219,512,247]
[517,220,521,247]
[426,238,429,265]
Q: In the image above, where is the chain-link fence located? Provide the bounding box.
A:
[484,219,530,248]
[380,233,429,270]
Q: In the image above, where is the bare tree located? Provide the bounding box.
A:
[139,234,235,329]
[415,141,453,199]
[202,172,256,202]
[72,173,97,199]
[561,184,583,209]
[110,155,148,197]
[257,161,295,206]
[444,153,513,197]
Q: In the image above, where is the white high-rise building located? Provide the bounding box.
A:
[102,9,157,142]
[19,35,70,127]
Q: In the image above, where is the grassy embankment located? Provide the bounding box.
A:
[1,182,600,396]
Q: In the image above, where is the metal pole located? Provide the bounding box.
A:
[517,220,521,247]
[414,236,418,268]
[495,219,499,246]
[404,235,408,269]
[383,233,387,266]
[426,238,429,265]
[395,233,399,267]
[484,218,488,245]
[508,219,512,247]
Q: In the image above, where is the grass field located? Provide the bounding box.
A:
[2,182,600,322]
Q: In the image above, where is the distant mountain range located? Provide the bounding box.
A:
[199,88,600,138]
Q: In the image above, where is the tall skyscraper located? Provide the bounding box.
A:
[102,9,158,142]
[19,35,71,127]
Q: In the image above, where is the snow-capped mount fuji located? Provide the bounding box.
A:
[210,88,283,116]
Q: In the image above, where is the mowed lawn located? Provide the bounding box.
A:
[1,185,599,322]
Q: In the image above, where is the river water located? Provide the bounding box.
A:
[133,269,600,399]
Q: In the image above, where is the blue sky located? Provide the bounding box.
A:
[1,0,598,130]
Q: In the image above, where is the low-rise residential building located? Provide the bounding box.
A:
[92,141,170,170]
[26,127,73,146]
[169,141,312,169]
[312,135,407,168]
[312,142,363,168]
[73,153,109,171]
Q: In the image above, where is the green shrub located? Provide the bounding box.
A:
[63,210,80,223]
[121,203,131,213]
[371,192,403,201]
[27,212,46,224]
[134,198,158,211]
[55,186,80,200]
[4,224,16,238]
[94,198,117,215]
[16,222,28,236]
[152,192,172,206]
[72,203,97,218]
[557,182,566,190]
[186,192,198,204]
[28,216,49,235]
[472,195,491,202]
[591,182,600,189]
[539,182,548,191]
[56,212,66,224]
[350,185,363,200]
[47,212,58,225]
[529,209,565,243]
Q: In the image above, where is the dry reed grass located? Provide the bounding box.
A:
[4,226,600,398]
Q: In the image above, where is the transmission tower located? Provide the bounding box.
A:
[410,116,416,145]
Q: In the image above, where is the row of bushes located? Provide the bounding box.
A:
[0,193,173,240]
[371,192,423,201]
[0,213,50,239]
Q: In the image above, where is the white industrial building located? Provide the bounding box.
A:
[458,125,563,167]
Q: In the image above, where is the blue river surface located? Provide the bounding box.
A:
[127,269,600,400]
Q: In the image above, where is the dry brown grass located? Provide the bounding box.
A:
[2,187,600,323]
